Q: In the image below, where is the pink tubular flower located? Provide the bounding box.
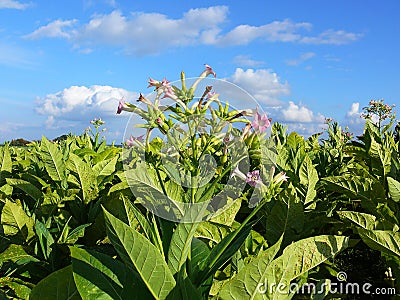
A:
[252,110,272,133]
[125,135,144,147]
[273,171,289,184]
[148,77,170,89]
[161,86,177,100]
[246,170,261,187]
[117,99,126,114]
[204,64,216,77]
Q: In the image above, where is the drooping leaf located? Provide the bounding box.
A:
[29,265,80,300]
[0,145,12,185]
[68,153,99,204]
[0,277,33,299]
[103,207,176,300]
[1,199,35,242]
[299,155,318,204]
[6,178,42,201]
[387,177,400,202]
[70,246,151,300]
[358,228,400,258]
[218,235,283,299]
[40,136,66,182]
[219,235,348,299]
[337,211,376,230]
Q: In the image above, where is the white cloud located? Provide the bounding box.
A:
[281,101,325,123]
[214,19,312,46]
[24,19,78,39]
[301,29,363,45]
[35,85,138,124]
[233,55,264,67]
[285,52,315,66]
[226,68,290,106]
[25,7,362,55]
[0,0,29,9]
[345,102,364,125]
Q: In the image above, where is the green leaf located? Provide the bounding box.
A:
[35,220,55,260]
[168,204,206,275]
[1,199,35,242]
[220,235,348,299]
[387,177,400,202]
[6,178,43,201]
[0,277,33,299]
[70,246,152,300]
[29,265,80,300]
[299,155,318,204]
[218,235,283,299]
[0,244,39,264]
[358,228,400,258]
[92,156,118,180]
[337,211,376,230]
[124,164,184,219]
[68,153,99,204]
[195,221,254,286]
[40,136,66,182]
[0,145,12,185]
[103,207,176,300]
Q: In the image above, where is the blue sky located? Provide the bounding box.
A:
[0,0,399,143]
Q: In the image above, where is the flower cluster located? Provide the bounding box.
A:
[361,99,396,129]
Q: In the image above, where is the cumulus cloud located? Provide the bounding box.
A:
[281,101,325,123]
[226,68,290,106]
[285,52,315,66]
[25,7,362,55]
[35,85,137,126]
[0,0,29,9]
[345,102,364,125]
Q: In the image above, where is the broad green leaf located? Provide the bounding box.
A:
[40,136,66,182]
[6,178,42,201]
[1,199,35,242]
[29,265,80,300]
[218,235,283,299]
[195,221,233,244]
[0,277,33,299]
[92,156,118,179]
[0,244,38,264]
[322,175,386,205]
[387,177,400,202]
[210,198,242,227]
[337,211,376,230]
[70,246,151,300]
[68,153,99,204]
[168,204,207,275]
[122,195,164,256]
[299,155,318,204]
[220,235,348,299]
[35,220,55,260]
[358,228,400,258]
[124,164,184,218]
[0,145,12,185]
[103,207,176,300]
[195,221,254,286]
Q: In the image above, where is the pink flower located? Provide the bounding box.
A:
[204,64,216,77]
[148,77,170,89]
[206,91,216,99]
[273,171,289,184]
[252,110,272,133]
[156,117,163,124]
[117,99,126,114]
[246,170,261,187]
[161,86,177,100]
[125,135,144,147]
